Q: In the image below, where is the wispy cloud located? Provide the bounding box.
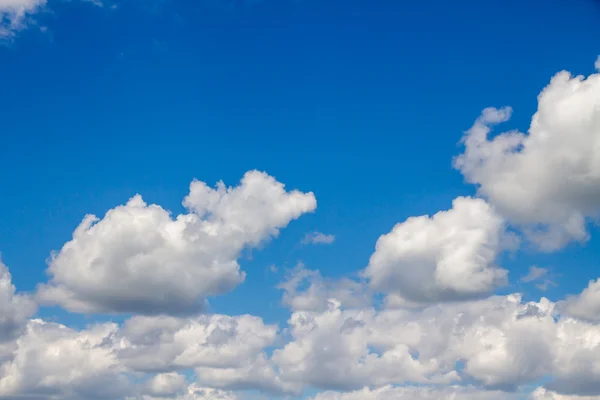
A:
[521,266,548,283]
[302,231,335,245]
[0,0,46,40]
[535,280,558,292]
[82,0,104,7]
[521,266,557,292]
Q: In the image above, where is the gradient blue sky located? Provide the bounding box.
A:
[1,1,600,398]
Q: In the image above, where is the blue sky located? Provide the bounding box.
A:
[1,0,600,399]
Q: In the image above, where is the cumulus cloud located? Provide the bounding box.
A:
[275,277,556,391]
[364,196,510,304]
[302,232,335,245]
[561,279,600,323]
[545,317,600,396]
[117,312,295,395]
[272,290,600,396]
[0,259,36,350]
[0,0,45,39]
[0,309,283,399]
[272,299,457,391]
[36,171,316,315]
[0,319,133,399]
[532,387,600,400]
[193,352,298,395]
[2,288,600,398]
[144,372,187,397]
[118,313,278,372]
[278,263,370,312]
[454,63,600,251]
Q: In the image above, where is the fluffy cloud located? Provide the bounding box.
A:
[561,279,600,323]
[118,313,277,372]
[0,0,45,39]
[0,310,283,399]
[455,297,556,389]
[193,353,298,395]
[364,196,510,304]
[302,232,335,245]
[37,171,316,315]
[532,388,600,400]
[270,280,600,397]
[118,312,295,395]
[278,264,370,312]
[272,299,458,391]
[0,259,36,354]
[0,319,133,399]
[3,290,600,398]
[144,372,187,397]
[119,291,599,397]
[546,317,600,396]
[454,64,600,251]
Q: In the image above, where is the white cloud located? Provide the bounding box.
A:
[454,63,600,251]
[118,313,278,372]
[144,372,187,397]
[532,387,600,400]
[1,290,600,398]
[272,299,458,391]
[302,232,335,245]
[546,317,600,396]
[0,310,283,399]
[0,0,45,39]
[37,171,316,315]
[119,312,295,395]
[146,384,268,400]
[193,353,299,395]
[561,279,600,323]
[0,259,36,350]
[164,385,240,400]
[0,319,133,399]
[278,264,370,312]
[595,56,600,72]
[310,385,520,400]
[364,197,510,304]
[271,283,600,396]
[457,298,556,388]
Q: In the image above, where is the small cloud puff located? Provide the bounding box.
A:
[521,266,549,283]
[302,232,335,245]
